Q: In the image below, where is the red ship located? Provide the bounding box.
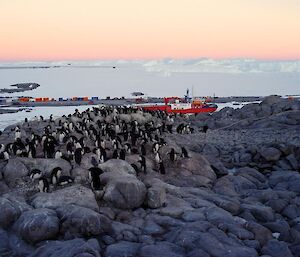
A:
[135,96,218,114]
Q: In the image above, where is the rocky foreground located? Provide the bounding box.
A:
[0,95,300,257]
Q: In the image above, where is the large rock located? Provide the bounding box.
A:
[147,186,166,209]
[30,238,101,257]
[2,159,29,186]
[176,154,216,182]
[17,157,71,177]
[139,242,185,257]
[99,159,136,175]
[245,221,273,246]
[56,204,111,239]
[260,147,281,162]
[101,170,146,210]
[0,195,32,228]
[241,204,275,222]
[31,185,99,211]
[105,241,140,257]
[0,229,10,256]
[13,208,59,244]
[261,239,293,257]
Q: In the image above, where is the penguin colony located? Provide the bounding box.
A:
[0,106,195,193]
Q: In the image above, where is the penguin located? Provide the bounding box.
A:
[99,148,107,163]
[168,148,178,162]
[203,125,208,133]
[138,155,146,174]
[38,177,49,193]
[155,152,162,164]
[176,123,185,134]
[30,169,42,180]
[141,143,146,156]
[88,167,103,191]
[50,167,62,185]
[57,175,74,186]
[55,150,62,159]
[15,127,21,140]
[0,151,9,160]
[112,149,119,159]
[158,161,166,174]
[119,149,126,160]
[0,144,5,153]
[100,139,106,149]
[74,148,83,165]
[58,132,66,144]
[181,147,189,158]
[152,142,160,153]
[124,143,131,153]
[131,163,139,174]
[166,123,173,134]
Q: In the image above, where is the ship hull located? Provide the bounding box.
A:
[141,105,217,113]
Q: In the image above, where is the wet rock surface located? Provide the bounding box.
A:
[0,96,299,256]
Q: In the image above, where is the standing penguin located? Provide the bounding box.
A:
[152,142,160,153]
[50,167,62,185]
[181,147,189,158]
[141,143,146,156]
[99,147,107,163]
[74,148,83,165]
[0,151,9,160]
[88,167,103,191]
[119,149,126,160]
[38,177,49,193]
[155,152,162,164]
[112,149,119,159]
[168,148,178,162]
[158,161,166,174]
[138,155,147,174]
[202,125,208,133]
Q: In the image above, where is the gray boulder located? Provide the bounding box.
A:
[176,153,216,182]
[3,159,28,186]
[0,181,9,195]
[99,159,136,175]
[0,229,10,257]
[101,170,146,209]
[147,186,166,209]
[246,221,273,246]
[31,185,99,211]
[261,239,293,257]
[139,242,185,257]
[56,204,111,239]
[260,147,281,162]
[13,208,59,244]
[241,203,275,222]
[31,238,101,257]
[105,241,140,257]
[0,195,32,228]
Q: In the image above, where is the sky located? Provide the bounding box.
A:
[0,0,300,61]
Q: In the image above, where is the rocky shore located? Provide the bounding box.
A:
[0,95,299,257]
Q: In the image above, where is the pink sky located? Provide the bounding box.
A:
[0,0,299,60]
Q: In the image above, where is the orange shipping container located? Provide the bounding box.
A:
[35,98,43,102]
[83,97,89,101]
[43,98,49,102]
